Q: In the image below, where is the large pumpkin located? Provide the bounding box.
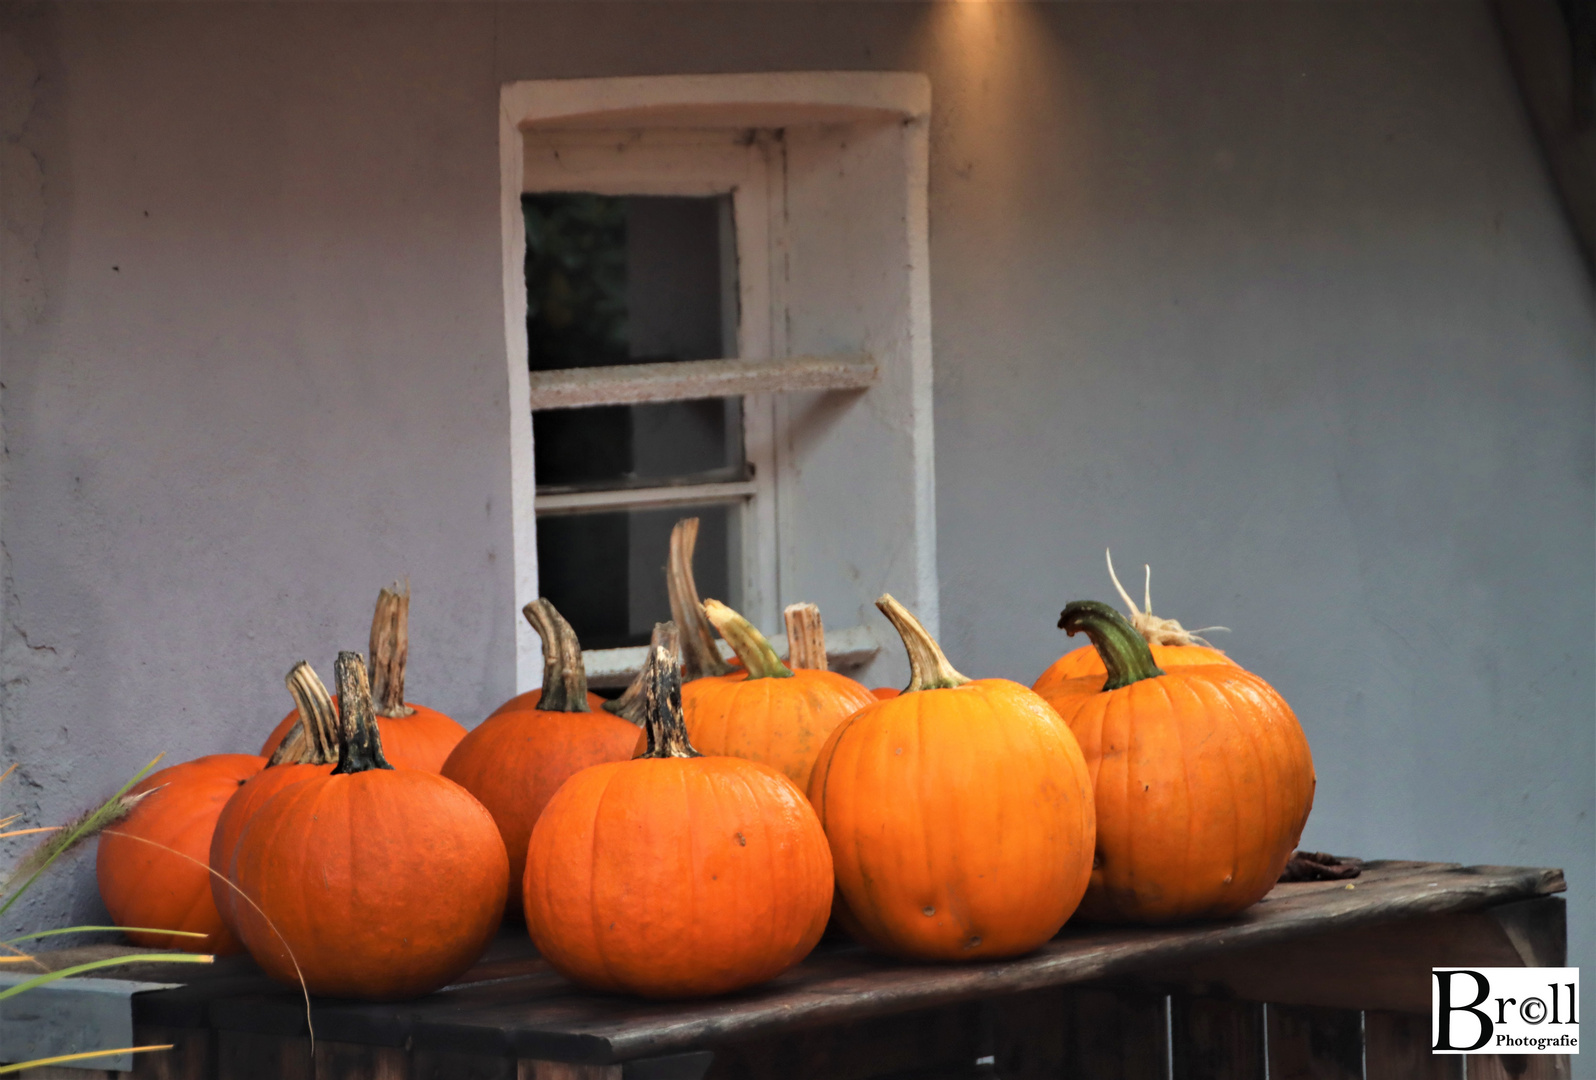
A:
[1037,600,1315,923]
[259,586,466,771]
[97,752,266,953]
[680,600,875,791]
[231,652,507,999]
[524,626,833,998]
[210,662,339,932]
[1033,553,1234,698]
[807,596,1096,962]
[441,599,639,912]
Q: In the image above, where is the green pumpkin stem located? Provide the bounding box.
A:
[876,594,971,691]
[703,600,793,680]
[331,651,393,774]
[669,518,734,681]
[1057,600,1167,691]
[368,584,416,720]
[639,622,700,760]
[268,661,340,767]
[522,599,592,713]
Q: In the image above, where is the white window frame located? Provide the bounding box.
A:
[500,74,936,691]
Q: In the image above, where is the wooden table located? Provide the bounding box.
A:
[17,861,1571,1080]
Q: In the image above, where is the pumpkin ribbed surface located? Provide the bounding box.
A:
[683,669,875,791]
[97,753,266,954]
[525,754,832,998]
[208,762,330,931]
[1032,642,1234,697]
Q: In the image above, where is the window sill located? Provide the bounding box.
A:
[529,354,876,411]
[582,623,883,689]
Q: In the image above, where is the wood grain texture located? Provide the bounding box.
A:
[528,355,876,410]
[704,1002,982,1080]
[217,1031,311,1080]
[1265,1005,1362,1080]
[1364,1010,1461,1080]
[1171,996,1263,1080]
[313,1041,411,1080]
[132,1026,214,1080]
[1058,988,1168,1080]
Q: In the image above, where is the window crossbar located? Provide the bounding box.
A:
[529,354,876,411]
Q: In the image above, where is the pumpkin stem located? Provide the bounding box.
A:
[1057,600,1167,691]
[268,661,340,766]
[331,651,393,775]
[1105,550,1229,649]
[638,623,700,760]
[875,594,970,691]
[521,598,593,713]
[669,517,734,681]
[783,603,828,671]
[368,583,416,719]
[604,621,672,727]
[703,600,793,680]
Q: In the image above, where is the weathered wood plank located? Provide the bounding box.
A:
[528,354,876,411]
[520,1063,622,1080]
[313,1040,410,1080]
[1058,988,1167,1080]
[216,1030,311,1080]
[132,1026,214,1080]
[411,1049,514,1080]
[1138,897,1566,1014]
[1265,1005,1362,1080]
[1171,996,1263,1080]
[987,988,1064,1080]
[1364,1010,1460,1080]
[704,1002,982,1080]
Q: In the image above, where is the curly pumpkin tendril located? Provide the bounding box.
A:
[875,594,971,692]
[522,598,593,714]
[638,623,701,760]
[1057,600,1167,692]
[331,651,394,775]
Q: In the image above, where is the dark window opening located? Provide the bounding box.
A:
[526,193,743,649]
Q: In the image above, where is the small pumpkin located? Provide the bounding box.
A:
[524,624,833,998]
[259,585,467,771]
[682,599,875,791]
[807,596,1096,961]
[1036,601,1315,923]
[231,652,507,999]
[441,599,640,912]
[210,662,339,932]
[1033,552,1234,698]
[97,752,266,953]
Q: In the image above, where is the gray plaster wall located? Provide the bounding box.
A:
[1,0,1591,1013]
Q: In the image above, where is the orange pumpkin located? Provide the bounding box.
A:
[869,687,900,700]
[1036,600,1315,923]
[680,600,875,792]
[97,753,266,953]
[259,586,466,771]
[231,652,508,999]
[524,626,833,998]
[1033,553,1235,698]
[807,596,1095,961]
[210,662,339,932]
[441,600,639,912]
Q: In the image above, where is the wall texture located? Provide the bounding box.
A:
[1,0,1591,1004]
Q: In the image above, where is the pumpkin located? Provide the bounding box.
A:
[1033,552,1234,698]
[97,752,266,953]
[869,688,900,700]
[1036,600,1315,923]
[441,599,640,912]
[231,652,508,999]
[210,662,339,932]
[259,585,467,771]
[807,596,1096,961]
[681,599,875,792]
[524,624,833,998]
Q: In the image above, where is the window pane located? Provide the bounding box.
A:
[525,193,744,493]
[536,504,736,651]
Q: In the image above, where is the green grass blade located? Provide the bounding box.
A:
[0,952,212,1001]
[0,1045,173,1074]
[4,925,208,946]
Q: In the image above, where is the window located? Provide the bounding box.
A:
[499,74,936,690]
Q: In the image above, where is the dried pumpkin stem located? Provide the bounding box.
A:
[368,584,416,719]
[521,599,592,713]
[669,518,734,681]
[783,603,828,671]
[604,621,673,727]
[331,651,393,775]
[875,594,970,691]
[1057,600,1166,691]
[638,623,700,760]
[269,662,340,766]
[703,600,793,680]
